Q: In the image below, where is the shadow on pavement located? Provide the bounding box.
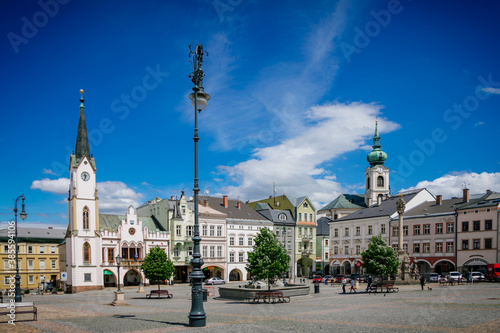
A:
[112,314,188,327]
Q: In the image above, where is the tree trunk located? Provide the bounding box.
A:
[158,282,161,291]
[268,278,271,291]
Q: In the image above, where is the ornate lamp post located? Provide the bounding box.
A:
[115,255,122,292]
[14,195,27,302]
[188,43,210,327]
[282,221,287,285]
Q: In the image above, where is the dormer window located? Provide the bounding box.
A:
[278,213,287,221]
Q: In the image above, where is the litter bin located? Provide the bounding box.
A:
[202,288,208,302]
[314,282,320,294]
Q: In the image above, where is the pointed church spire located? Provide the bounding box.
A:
[366,121,387,167]
[75,89,91,163]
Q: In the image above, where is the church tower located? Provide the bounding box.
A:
[364,121,390,206]
[66,90,103,293]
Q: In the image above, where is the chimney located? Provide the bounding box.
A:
[223,195,228,208]
[436,195,442,205]
[204,199,209,207]
[463,188,470,203]
[237,201,241,209]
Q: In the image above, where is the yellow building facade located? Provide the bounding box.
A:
[0,227,65,292]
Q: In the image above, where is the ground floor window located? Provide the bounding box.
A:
[28,275,34,284]
[84,273,91,282]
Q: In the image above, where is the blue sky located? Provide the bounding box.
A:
[1,0,500,228]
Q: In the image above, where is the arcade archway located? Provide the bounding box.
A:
[229,269,243,281]
[123,269,142,286]
[103,269,116,287]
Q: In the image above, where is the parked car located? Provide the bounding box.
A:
[323,275,334,283]
[470,272,485,282]
[334,275,345,283]
[427,273,440,282]
[205,277,225,285]
[312,275,322,283]
[447,271,462,281]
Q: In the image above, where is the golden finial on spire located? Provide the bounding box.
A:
[80,89,84,97]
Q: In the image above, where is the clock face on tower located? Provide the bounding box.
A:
[81,172,90,181]
[376,167,383,174]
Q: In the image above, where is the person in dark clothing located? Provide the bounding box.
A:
[420,274,425,290]
[365,275,373,292]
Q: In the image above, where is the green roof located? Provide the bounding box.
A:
[99,214,165,232]
[319,194,366,211]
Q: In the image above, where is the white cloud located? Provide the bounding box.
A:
[31,179,144,214]
[42,169,57,175]
[31,178,69,195]
[400,172,500,199]
[218,102,400,208]
[481,87,500,95]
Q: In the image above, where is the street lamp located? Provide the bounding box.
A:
[14,195,27,302]
[115,255,122,292]
[282,222,287,285]
[188,43,210,328]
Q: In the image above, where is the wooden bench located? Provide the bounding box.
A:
[146,290,173,299]
[367,283,398,293]
[385,284,399,293]
[248,291,290,304]
[0,302,37,322]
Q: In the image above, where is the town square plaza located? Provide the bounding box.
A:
[2,281,499,332]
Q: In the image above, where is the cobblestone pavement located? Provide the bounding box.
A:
[2,282,499,332]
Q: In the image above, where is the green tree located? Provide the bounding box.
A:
[140,246,175,290]
[361,234,399,280]
[247,227,290,290]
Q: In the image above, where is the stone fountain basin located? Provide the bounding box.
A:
[217,284,310,300]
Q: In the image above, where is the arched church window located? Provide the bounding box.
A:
[83,206,89,229]
[366,177,370,189]
[377,176,384,187]
[83,242,91,263]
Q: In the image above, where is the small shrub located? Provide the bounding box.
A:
[24,289,30,294]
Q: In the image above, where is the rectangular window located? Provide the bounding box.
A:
[436,224,443,234]
[393,227,399,236]
[325,239,329,246]
[423,225,430,235]
[3,260,9,270]
[462,222,469,232]
[202,225,207,236]
[28,275,34,284]
[3,245,7,253]
[462,240,469,250]
[28,259,34,269]
[310,213,313,222]
[288,241,291,249]
[40,246,45,254]
[446,242,454,253]
[187,247,193,256]
[40,260,45,269]
[485,220,492,230]
[210,225,215,236]
[239,237,244,246]
[176,225,181,236]
[28,246,33,254]
[447,223,454,233]
[202,246,207,257]
[5,276,11,284]
[51,260,56,269]
[173,247,179,256]
[239,253,244,262]
[381,224,386,234]
[248,237,253,246]
[344,245,349,255]
[51,246,56,254]
[344,228,349,237]
[368,225,373,235]
[334,229,339,237]
[403,226,408,236]
[473,239,480,249]
[413,243,420,253]
[485,238,492,249]
[355,245,360,255]
[298,213,302,221]
[210,246,215,258]
[356,226,360,236]
[217,226,222,236]
[229,253,234,262]
[186,225,193,236]
[334,246,338,255]
[436,242,443,253]
[403,243,408,252]
[423,243,430,253]
[473,221,480,231]
[217,246,222,257]
[276,230,280,237]
[108,248,115,263]
[229,237,234,246]
[324,252,329,260]
[84,273,91,282]
[414,225,420,235]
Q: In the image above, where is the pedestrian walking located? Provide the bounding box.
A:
[420,274,425,290]
[350,278,356,293]
[341,277,347,293]
[365,275,372,292]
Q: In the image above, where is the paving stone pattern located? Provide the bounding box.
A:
[2,282,499,332]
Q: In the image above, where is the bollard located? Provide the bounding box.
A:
[314,282,320,294]
[202,288,208,302]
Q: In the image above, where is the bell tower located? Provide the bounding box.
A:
[66,89,103,293]
[364,121,390,206]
